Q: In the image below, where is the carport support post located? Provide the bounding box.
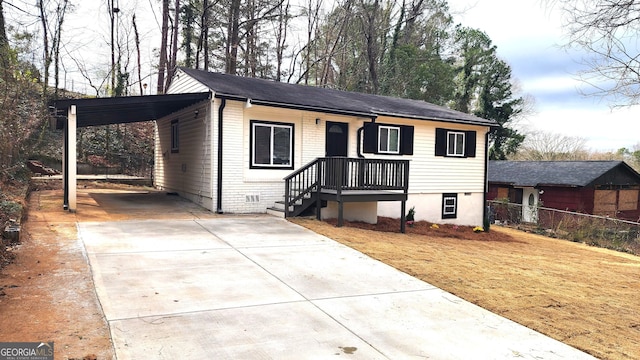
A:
[67,105,77,212]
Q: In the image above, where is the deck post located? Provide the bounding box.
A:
[316,159,323,220]
[336,158,344,227]
[400,199,406,233]
[66,105,77,212]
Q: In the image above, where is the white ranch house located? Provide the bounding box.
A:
[156,68,495,228]
[53,68,496,230]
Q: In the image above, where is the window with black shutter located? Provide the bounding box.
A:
[362,122,414,155]
[435,128,477,158]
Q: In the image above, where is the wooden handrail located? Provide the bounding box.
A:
[284,157,410,218]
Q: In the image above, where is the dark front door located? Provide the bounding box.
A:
[325,121,348,157]
[325,122,349,188]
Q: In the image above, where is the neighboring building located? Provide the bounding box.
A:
[488,160,640,222]
[152,68,496,227]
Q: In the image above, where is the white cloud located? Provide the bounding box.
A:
[449,0,639,152]
[523,106,639,151]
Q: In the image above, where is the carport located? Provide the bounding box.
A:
[51,92,211,211]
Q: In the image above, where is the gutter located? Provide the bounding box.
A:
[216,98,226,214]
[214,94,374,118]
[372,110,497,128]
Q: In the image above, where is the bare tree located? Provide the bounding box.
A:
[165,0,180,89]
[274,0,289,81]
[549,0,640,106]
[38,0,70,99]
[513,130,589,160]
[157,0,169,93]
[1,0,11,78]
[133,14,143,95]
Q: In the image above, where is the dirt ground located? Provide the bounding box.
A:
[0,189,113,360]
[0,183,217,360]
[291,217,640,360]
[2,184,638,359]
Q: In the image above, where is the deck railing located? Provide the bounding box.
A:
[284,157,410,217]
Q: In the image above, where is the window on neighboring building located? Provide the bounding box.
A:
[435,128,476,158]
[250,120,294,169]
[442,193,458,219]
[171,119,179,153]
[378,126,400,154]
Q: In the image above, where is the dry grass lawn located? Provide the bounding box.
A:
[290,217,640,360]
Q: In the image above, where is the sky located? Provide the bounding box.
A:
[7,0,637,151]
[448,0,639,151]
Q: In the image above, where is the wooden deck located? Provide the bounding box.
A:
[285,157,410,232]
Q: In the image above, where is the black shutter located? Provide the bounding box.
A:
[464,131,476,158]
[435,128,447,156]
[400,125,414,155]
[363,122,378,154]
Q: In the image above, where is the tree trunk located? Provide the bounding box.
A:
[133,14,143,95]
[53,0,68,100]
[226,0,241,74]
[182,3,194,68]
[157,0,170,94]
[362,0,380,94]
[166,0,180,90]
[38,0,50,98]
[110,0,116,96]
[196,0,209,70]
[275,1,289,81]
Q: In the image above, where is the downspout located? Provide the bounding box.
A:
[483,130,490,229]
[216,98,226,214]
[356,127,364,158]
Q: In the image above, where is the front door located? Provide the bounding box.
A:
[522,187,539,223]
[325,122,349,188]
[325,121,348,157]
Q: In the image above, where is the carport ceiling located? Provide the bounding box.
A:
[52,92,211,128]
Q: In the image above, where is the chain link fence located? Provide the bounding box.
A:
[488,200,640,255]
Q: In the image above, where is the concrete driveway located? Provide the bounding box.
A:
[78,216,595,359]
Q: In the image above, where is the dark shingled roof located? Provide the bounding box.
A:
[179,67,496,127]
[488,160,640,187]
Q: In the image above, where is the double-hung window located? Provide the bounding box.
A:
[378,126,400,154]
[447,131,465,157]
[251,121,294,169]
[435,128,476,158]
[362,122,413,155]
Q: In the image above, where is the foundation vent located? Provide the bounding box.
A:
[245,194,261,203]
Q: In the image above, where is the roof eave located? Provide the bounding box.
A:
[215,94,377,118]
[373,111,496,127]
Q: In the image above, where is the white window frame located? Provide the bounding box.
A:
[447,131,465,157]
[378,125,401,154]
[251,121,294,169]
[442,194,457,219]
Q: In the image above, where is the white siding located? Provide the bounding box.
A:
[157,71,490,225]
[154,101,214,209]
[378,193,485,226]
[167,69,210,94]
[215,103,489,226]
[369,117,489,226]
